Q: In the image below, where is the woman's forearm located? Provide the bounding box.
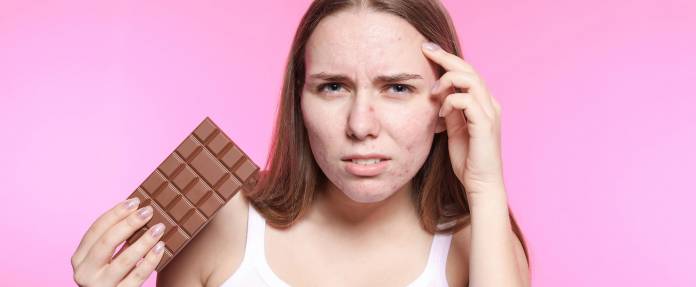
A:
[467,186,527,287]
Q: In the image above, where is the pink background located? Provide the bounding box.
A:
[1,0,694,286]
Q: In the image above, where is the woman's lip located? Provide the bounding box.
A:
[343,159,389,177]
[341,154,390,160]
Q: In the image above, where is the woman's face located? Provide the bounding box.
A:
[301,10,444,203]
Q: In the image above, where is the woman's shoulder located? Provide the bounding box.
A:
[156,193,250,287]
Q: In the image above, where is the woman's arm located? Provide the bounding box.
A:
[468,189,530,287]
[420,42,530,287]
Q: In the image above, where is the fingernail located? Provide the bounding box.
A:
[423,42,441,51]
[431,81,440,93]
[150,223,165,237]
[153,241,165,254]
[123,198,140,210]
[137,206,153,220]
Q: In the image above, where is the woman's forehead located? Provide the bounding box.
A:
[305,11,425,65]
[305,10,431,76]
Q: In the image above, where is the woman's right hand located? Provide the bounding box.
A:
[71,198,167,287]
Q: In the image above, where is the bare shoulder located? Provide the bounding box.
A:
[445,217,472,287]
[157,193,250,287]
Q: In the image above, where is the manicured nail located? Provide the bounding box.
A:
[423,42,441,51]
[153,241,165,254]
[149,223,165,237]
[123,198,140,210]
[431,81,440,93]
[137,206,153,220]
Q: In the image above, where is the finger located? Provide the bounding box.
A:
[105,223,166,282]
[72,197,141,268]
[421,42,499,118]
[421,42,474,73]
[440,94,469,147]
[439,93,490,129]
[81,206,154,272]
[117,241,165,287]
[491,96,502,114]
[432,71,495,118]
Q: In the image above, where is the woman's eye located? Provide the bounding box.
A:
[316,83,414,96]
[318,83,345,94]
[387,84,414,95]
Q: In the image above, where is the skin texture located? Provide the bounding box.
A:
[301,9,445,209]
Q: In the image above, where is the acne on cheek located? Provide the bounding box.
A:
[398,167,410,179]
[385,166,411,193]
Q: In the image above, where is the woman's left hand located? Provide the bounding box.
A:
[421,42,505,199]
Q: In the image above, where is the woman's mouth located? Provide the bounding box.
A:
[350,158,383,165]
[342,157,390,177]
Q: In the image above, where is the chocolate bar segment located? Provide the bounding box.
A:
[124,117,259,272]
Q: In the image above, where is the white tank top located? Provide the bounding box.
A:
[220,204,453,287]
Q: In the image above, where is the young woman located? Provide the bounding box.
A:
[71,1,530,286]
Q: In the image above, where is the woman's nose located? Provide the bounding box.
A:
[346,97,380,140]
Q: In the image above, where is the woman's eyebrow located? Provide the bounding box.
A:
[308,72,423,85]
[374,73,423,84]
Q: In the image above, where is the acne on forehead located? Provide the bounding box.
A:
[305,10,431,76]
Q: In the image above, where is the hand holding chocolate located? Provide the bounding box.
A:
[124,117,260,272]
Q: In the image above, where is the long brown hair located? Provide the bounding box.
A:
[246,0,529,265]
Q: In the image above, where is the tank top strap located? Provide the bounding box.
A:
[243,204,266,262]
[245,205,292,287]
[407,231,454,287]
[431,232,453,286]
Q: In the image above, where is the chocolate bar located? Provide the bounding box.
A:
[123,117,259,272]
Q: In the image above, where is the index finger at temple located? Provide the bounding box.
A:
[421,42,474,73]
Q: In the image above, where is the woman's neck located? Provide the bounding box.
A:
[309,181,422,236]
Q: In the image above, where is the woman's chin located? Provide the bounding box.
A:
[340,185,397,203]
